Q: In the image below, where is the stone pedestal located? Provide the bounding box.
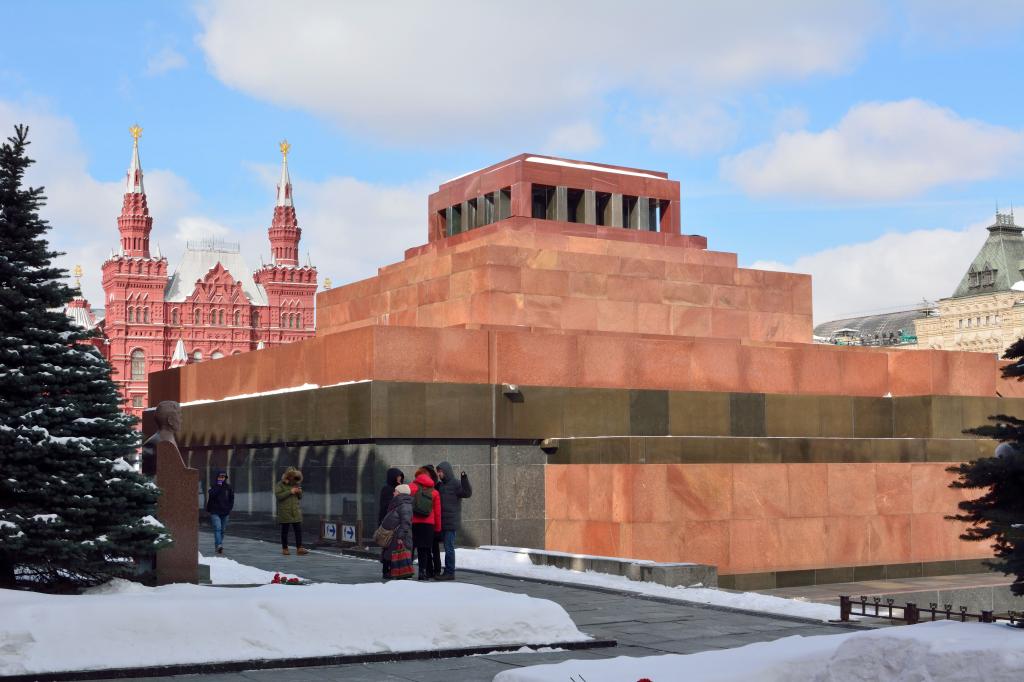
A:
[154,440,199,585]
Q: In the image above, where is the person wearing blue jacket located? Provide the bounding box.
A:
[206,470,235,555]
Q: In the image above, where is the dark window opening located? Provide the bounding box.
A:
[451,204,463,235]
[532,184,556,220]
[622,195,639,228]
[647,199,659,232]
[567,188,584,223]
[596,192,611,226]
[437,209,448,237]
[498,187,512,220]
[466,198,478,229]
[484,193,495,225]
[657,199,670,233]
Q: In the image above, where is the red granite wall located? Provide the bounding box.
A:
[544,462,988,576]
[150,324,1015,406]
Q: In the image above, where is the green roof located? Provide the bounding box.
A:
[951,213,1024,299]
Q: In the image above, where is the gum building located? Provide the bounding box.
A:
[149,154,1023,590]
[915,211,1024,354]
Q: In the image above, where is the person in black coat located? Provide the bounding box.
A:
[435,461,472,579]
[205,469,234,555]
[378,467,404,578]
[422,464,443,578]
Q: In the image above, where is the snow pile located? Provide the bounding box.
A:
[494,620,1024,682]
[454,548,840,621]
[0,580,586,675]
[198,553,301,585]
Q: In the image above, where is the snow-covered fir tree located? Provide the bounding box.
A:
[0,125,169,590]
[949,336,1024,596]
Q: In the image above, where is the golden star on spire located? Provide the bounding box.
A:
[129,124,143,141]
[279,139,291,158]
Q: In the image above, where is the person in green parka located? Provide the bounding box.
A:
[275,467,307,555]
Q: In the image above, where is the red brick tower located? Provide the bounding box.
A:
[267,139,300,266]
[118,124,153,257]
[101,126,169,415]
[253,141,317,341]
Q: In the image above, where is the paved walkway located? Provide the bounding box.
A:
[99,532,862,682]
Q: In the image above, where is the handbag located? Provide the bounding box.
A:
[389,541,413,579]
[373,524,395,548]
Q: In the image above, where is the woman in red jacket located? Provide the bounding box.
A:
[408,466,442,580]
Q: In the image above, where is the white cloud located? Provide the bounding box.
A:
[722,99,1024,200]
[293,176,428,285]
[639,103,739,154]
[748,219,990,323]
[174,216,232,242]
[145,48,187,76]
[197,0,879,145]
[542,121,603,155]
[0,100,199,305]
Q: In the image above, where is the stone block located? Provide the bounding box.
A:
[643,563,718,588]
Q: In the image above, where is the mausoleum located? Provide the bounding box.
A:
[148,154,1024,589]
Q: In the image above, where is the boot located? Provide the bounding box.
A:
[216,546,223,555]
[296,547,309,556]
[282,548,290,555]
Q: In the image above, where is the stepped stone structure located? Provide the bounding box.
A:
[149,154,1024,589]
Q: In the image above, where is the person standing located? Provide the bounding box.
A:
[382,483,414,580]
[422,464,443,577]
[408,466,441,580]
[435,461,472,580]
[275,467,307,556]
[378,467,404,579]
[205,469,235,555]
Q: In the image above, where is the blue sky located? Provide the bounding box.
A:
[4,1,1024,322]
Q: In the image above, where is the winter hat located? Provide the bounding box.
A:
[394,484,411,495]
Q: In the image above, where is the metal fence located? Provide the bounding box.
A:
[840,595,1022,626]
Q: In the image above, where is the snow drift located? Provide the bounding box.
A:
[493,620,1024,682]
[0,580,586,675]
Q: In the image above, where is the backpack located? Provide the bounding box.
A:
[413,485,434,517]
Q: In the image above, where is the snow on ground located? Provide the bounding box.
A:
[0,580,587,675]
[198,552,302,585]
[493,620,1024,682]
[454,548,841,621]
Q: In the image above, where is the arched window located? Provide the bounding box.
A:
[233,310,241,326]
[143,307,150,324]
[130,349,145,380]
[295,313,302,328]
[211,350,224,360]
[218,310,224,325]
[194,309,201,325]
[252,311,260,327]
[281,312,287,328]
[192,350,202,362]
[290,313,296,328]
[171,308,179,325]
[127,307,134,323]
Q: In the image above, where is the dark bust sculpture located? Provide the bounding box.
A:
[141,401,182,475]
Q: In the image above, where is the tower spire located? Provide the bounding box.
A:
[117,124,153,257]
[267,139,301,266]
[127,124,145,194]
[276,139,293,207]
